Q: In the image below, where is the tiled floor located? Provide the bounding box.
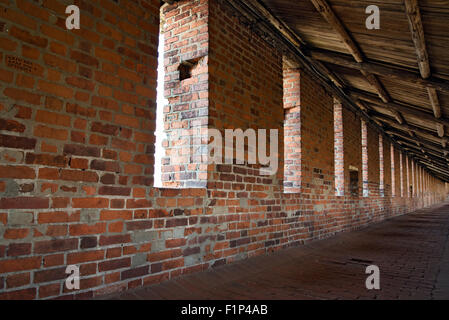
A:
[101,203,449,300]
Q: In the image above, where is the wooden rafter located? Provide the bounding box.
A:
[404,0,430,79]
[309,49,449,93]
[243,0,306,48]
[373,115,446,147]
[427,87,441,118]
[404,1,446,144]
[350,90,449,129]
[309,0,363,62]
[360,70,390,103]
[309,0,405,127]
[389,130,445,158]
[247,0,447,181]
[437,124,445,138]
[416,161,449,180]
[410,154,449,173]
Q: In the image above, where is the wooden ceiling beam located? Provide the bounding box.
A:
[350,90,449,128]
[404,1,447,144]
[393,135,446,161]
[395,137,444,161]
[437,123,445,138]
[243,0,306,49]
[309,0,397,117]
[373,115,445,145]
[413,157,449,174]
[403,151,448,176]
[309,0,363,62]
[427,87,442,118]
[416,161,449,180]
[360,70,390,103]
[314,60,345,88]
[409,151,448,168]
[309,49,449,93]
[404,0,430,79]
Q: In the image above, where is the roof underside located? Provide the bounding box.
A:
[258,0,449,182]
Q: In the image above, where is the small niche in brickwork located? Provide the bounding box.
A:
[178,57,201,81]
[349,167,359,197]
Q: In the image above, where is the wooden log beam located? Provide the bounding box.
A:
[404,0,430,79]
[243,0,305,49]
[350,90,449,128]
[414,157,449,174]
[309,50,449,93]
[309,0,363,62]
[406,151,448,178]
[360,70,390,103]
[409,150,448,168]
[427,87,442,118]
[373,115,445,144]
[314,60,345,88]
[392,134,446,160]
[410,160,449,181]
[355,100,371,113]
[417,161,449,180]
[308,0,396,117]
[437,124,445,138]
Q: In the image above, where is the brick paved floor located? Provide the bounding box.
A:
[101,203,449,300]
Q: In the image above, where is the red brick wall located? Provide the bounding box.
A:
[0,0,446,299]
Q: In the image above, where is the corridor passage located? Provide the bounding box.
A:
[102,203,449,300]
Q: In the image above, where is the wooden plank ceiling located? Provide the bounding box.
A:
[258,0,449,181]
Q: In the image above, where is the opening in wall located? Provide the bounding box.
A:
[154,15,167,188]
[379,134,384,197]
[361,120,368,197]
[391,144,395,197]
[334,98,344,196]
[154,1,209,188]
[349,167,359,197]
[283,60,301,193]
[400,152,404,197]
